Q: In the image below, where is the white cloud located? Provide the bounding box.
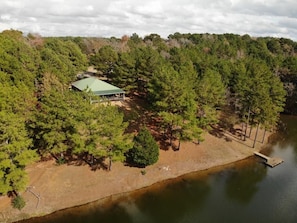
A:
[0,0,296,40]
[1,14,11,21]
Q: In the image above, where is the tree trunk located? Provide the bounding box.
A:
[253,123,260,148]
[108,156,112,171]
[261,129,267,143]
[50,153,58,161]
[244,122,248,141]
[241,122,245,140]
[13,190,18,197]
[248,125,252,138]
[244,107,250,141]
[169,124,173,147]
[248,117,254,138]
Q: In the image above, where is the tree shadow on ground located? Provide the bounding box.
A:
[118,93,171,151]
[158,139,172,151]
[209,126,225,138]
[89,157,108,171]
[209,123,255,148]
[66,154,108,171]
[117,93,148,134]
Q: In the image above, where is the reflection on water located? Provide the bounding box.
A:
[132,176,210,223]
[19,115,297,223]
[225,161,267,204]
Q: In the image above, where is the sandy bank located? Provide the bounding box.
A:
[0,128,271,223]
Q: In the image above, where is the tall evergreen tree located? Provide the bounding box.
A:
[73,104,132,171]
[195,69,226,129]
[148,63,202,148]
[113,52,137,92]
[90,45,118,76]
[128,127,159,167]
[40,38,87,85]
[0,112,38,195]
[234,59,286,142]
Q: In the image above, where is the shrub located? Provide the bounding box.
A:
[127,127,159,167]
[12,195,26,210]
[56,157,66,165]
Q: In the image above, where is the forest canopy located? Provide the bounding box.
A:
[0,29,295,198]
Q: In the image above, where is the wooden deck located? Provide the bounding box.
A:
[254,152,284,168]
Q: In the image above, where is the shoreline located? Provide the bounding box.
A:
[36,155,257,220]
[0,128,272,223]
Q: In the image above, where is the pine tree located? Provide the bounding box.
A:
[128,127,159,167]
[196,69,226,129]
[0,111,38,195]
[73,104,132,171]
[90,45,118,76]
[234,59,286,143]
[148,63,203,148]
[113,52,137,91]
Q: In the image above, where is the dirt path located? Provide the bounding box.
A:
[0,126,272,223]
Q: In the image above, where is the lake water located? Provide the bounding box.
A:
[19,115,297,223]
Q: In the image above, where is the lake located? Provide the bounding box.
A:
[19,115,297,223]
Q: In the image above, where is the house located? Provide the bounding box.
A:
[71,77,125,103]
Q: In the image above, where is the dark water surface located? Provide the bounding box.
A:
[20,115,297,223]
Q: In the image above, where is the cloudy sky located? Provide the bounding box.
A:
[1,0,297,40]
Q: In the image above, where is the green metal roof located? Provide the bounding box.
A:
[72,77,124,96]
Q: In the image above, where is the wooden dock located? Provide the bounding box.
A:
[254,152,284,168]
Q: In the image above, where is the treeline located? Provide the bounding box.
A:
[86,32,289,148]
[85,32,296,114]
[0,30,295,200]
